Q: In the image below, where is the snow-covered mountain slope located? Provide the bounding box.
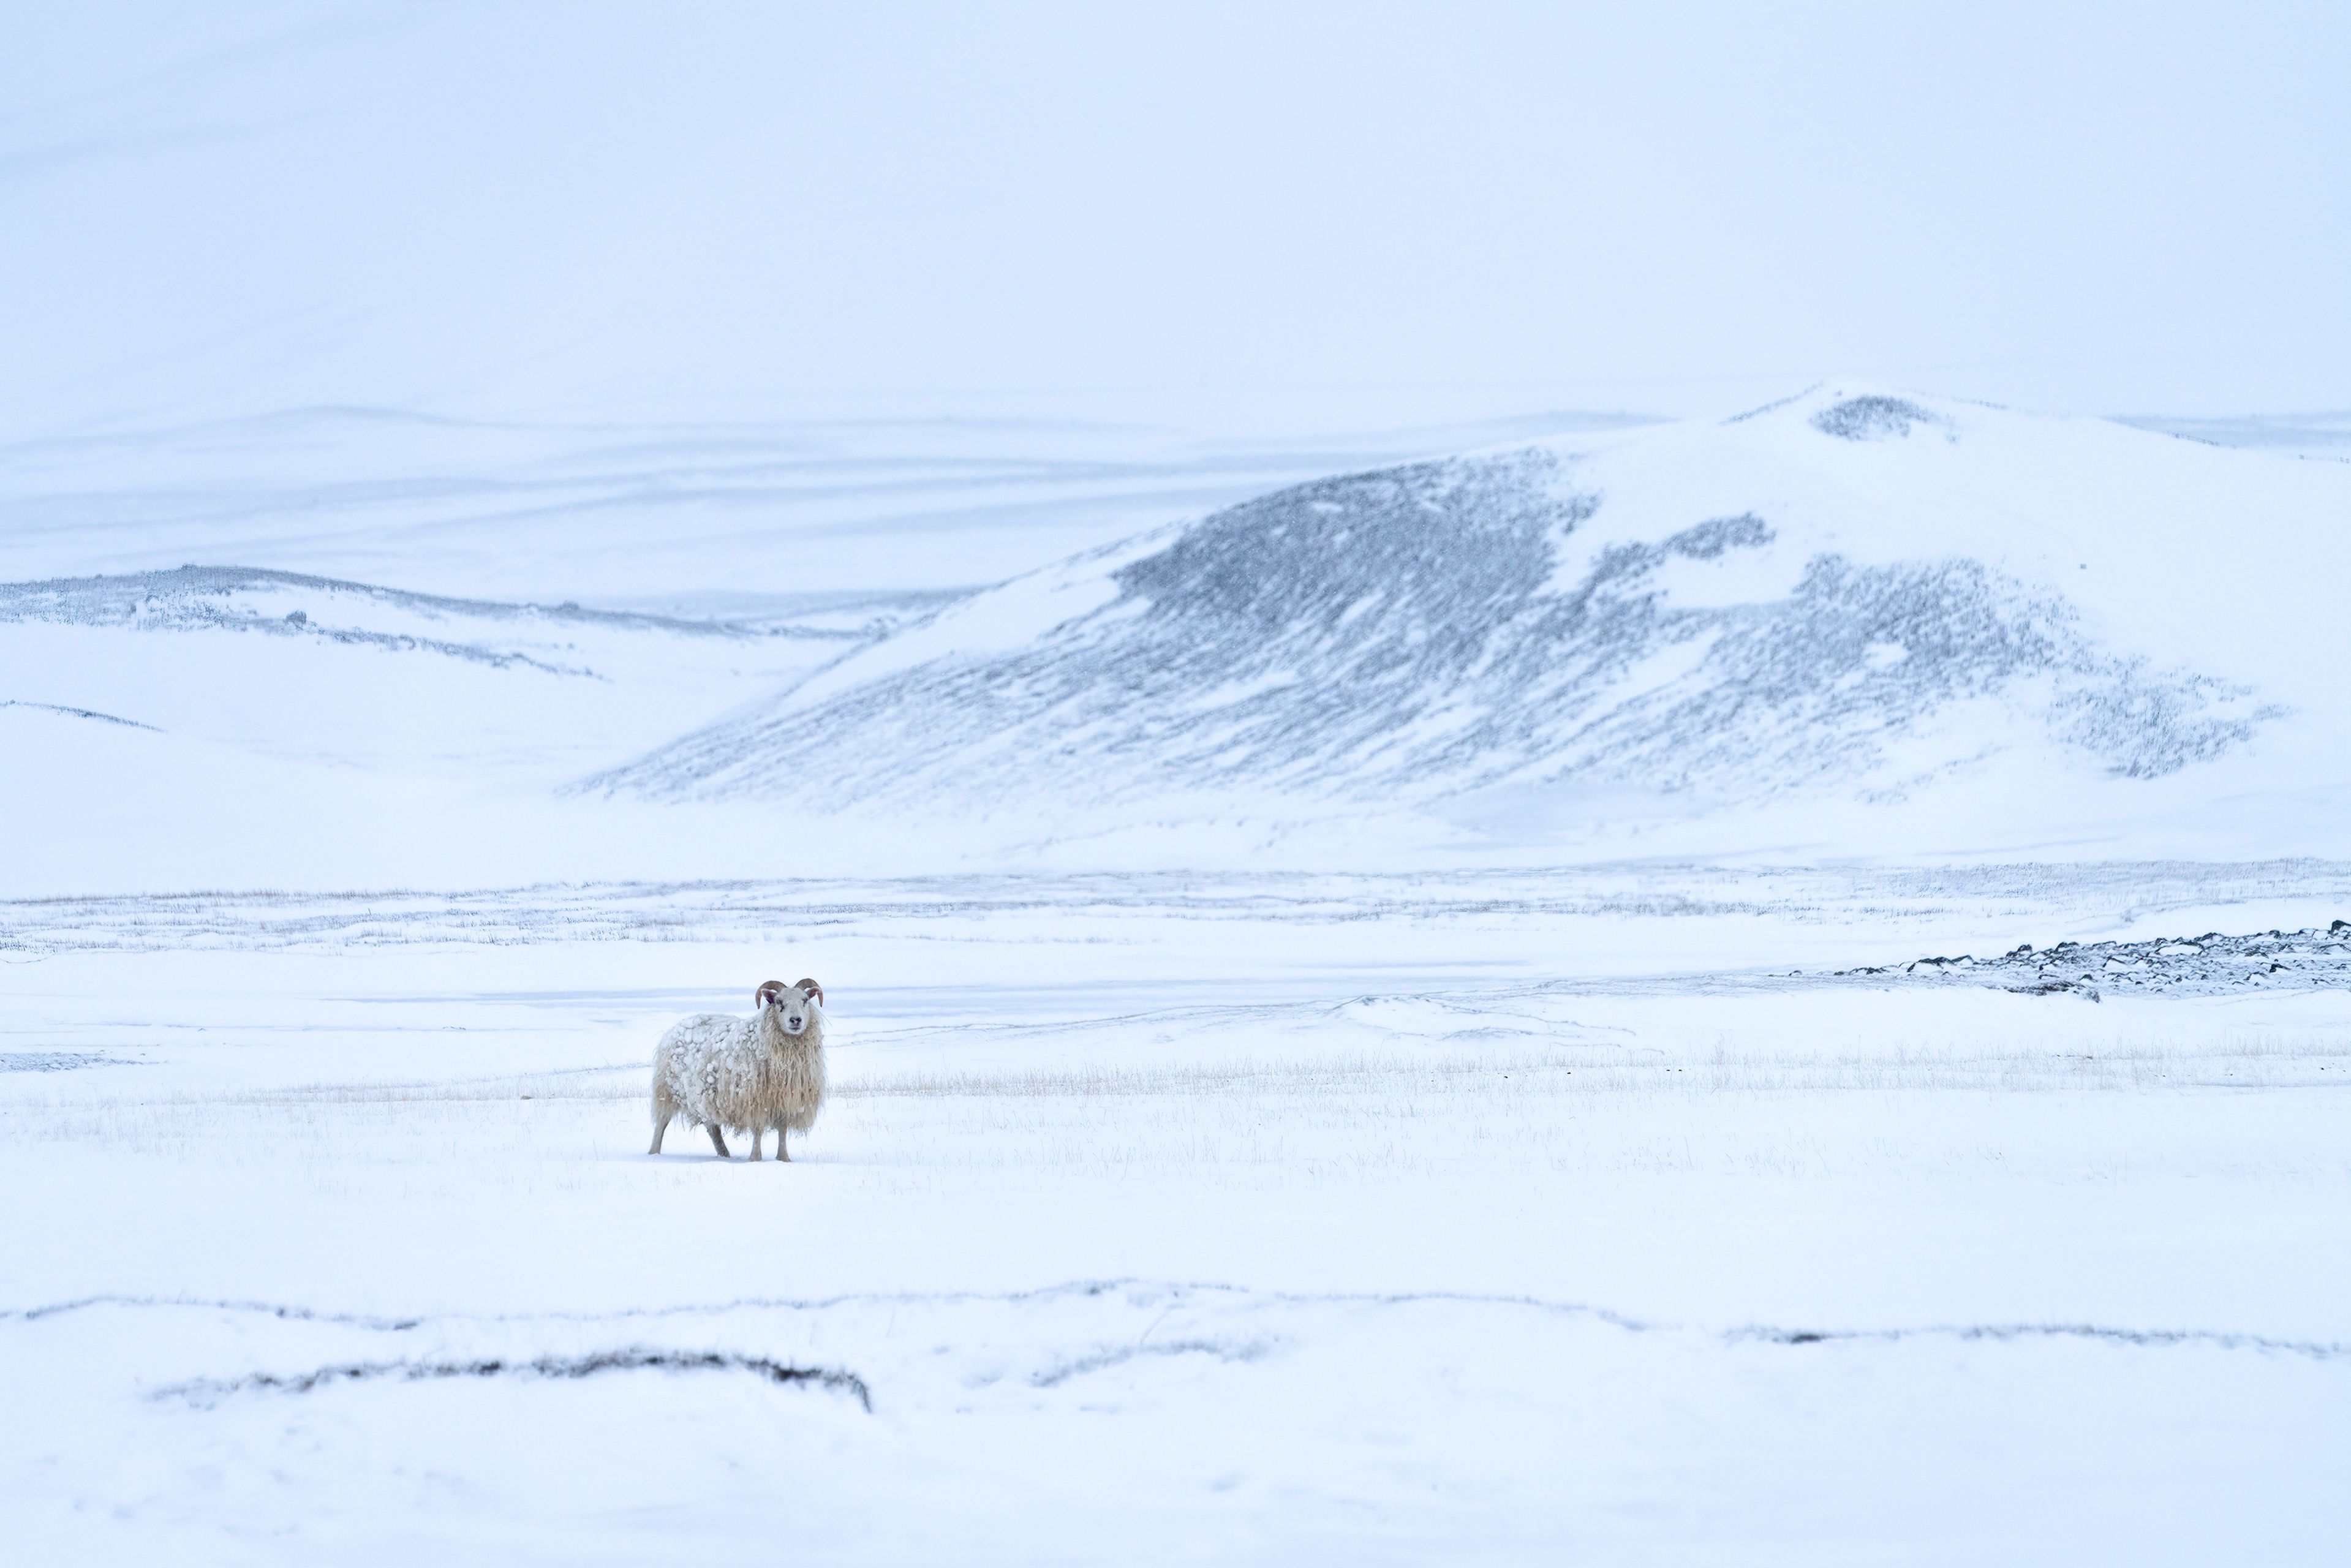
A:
[592,386,2351,854]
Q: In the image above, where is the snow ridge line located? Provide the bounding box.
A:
[0,699,159,729]
[5,1295,429,1329]
[148,1348,874,1412]
[0,565,769,639]
[1030,1338,1275,1387]
[10,1283,2344,1362]
[1731,1322,2345,1359]
[0,1280,1655,1334]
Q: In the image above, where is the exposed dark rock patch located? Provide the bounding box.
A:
[1831,920,2351,998]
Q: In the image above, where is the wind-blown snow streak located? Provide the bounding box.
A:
[5,862,2347,955]
[596,412,2277,810]
[6,861,2349,955]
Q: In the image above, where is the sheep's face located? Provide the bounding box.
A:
[755,978,822,1036]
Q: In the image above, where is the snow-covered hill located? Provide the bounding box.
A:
[0,564,880,896]
[0,565,858,783]
[589,385,2351,856]
[7,387,2345,889]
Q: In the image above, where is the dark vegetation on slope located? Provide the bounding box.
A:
[1809,395,1949,441]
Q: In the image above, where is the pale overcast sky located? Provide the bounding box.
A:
[4,1,2346,434]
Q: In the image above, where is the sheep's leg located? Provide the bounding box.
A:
[707,1124,731,1158]
[747,1128,764,1161]
[647,1095,671,1155]
[778,1126,791,1162]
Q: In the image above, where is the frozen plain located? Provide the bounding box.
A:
[4,400,2350,1562]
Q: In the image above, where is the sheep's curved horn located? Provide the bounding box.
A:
[755,981,786,1008]
[793,978,824,1006]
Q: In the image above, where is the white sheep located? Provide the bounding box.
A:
[647,978,827,1161]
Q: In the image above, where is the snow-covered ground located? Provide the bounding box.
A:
[5,398,2349,1561]
[6,870,2349,1562]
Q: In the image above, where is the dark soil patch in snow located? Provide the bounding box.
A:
[156,1348,872,1411]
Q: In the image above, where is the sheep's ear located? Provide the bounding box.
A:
[794,978,824,1007]
[755,981,785,1008]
